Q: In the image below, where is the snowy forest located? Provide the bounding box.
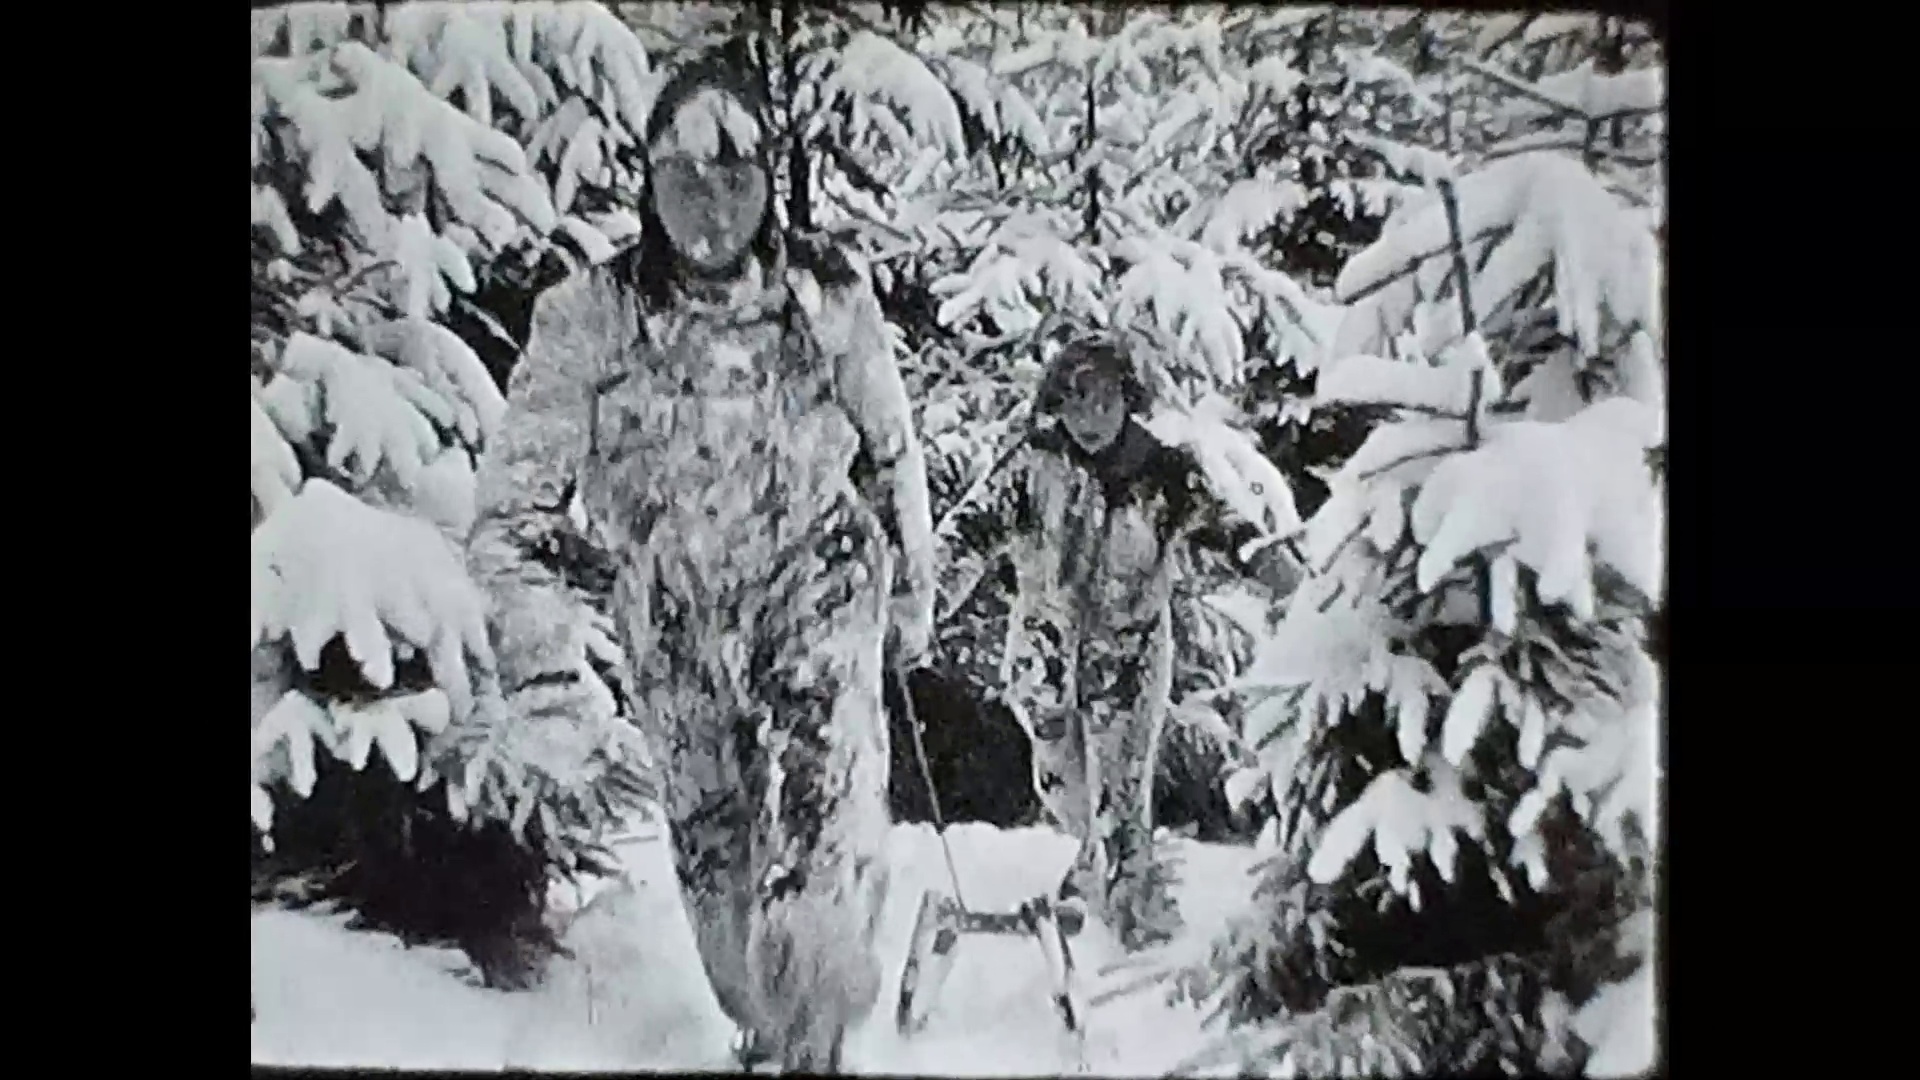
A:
[249,1,1664,1075]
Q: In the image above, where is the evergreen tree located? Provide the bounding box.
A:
[1141,18,1663,1076]
[249,0,657,988]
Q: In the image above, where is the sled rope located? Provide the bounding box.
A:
[894,664,970,912]
[892,663,1089,1053]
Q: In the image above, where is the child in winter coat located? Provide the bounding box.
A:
[944,334,1278,952]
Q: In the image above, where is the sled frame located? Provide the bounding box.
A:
[894,888,1086,1039]
[891,666,1087,1047]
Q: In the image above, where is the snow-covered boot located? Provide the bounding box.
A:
[1082,824,1183,952]
[731,1026,773,1071]
[1106,845,1183,952]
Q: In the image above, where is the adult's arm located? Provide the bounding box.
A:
[467,262,637,696]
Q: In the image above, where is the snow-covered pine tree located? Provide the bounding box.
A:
[1151,18,1663,1077]
[1168,12,1483,811]
[1109,6,1442,833]
[1232,6,1440,525]
[249,1,657,988]
[903,4,1320,747]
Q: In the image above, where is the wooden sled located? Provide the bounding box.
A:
[894,889,1087,1038]
[888,666,1088,1049]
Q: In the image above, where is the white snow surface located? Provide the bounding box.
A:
[253,819,1262,1074]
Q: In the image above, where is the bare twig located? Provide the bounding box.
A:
[1338,401,1470,421]
[1435,179,1480,435]
[1355,443,1467,484]
[330,257,399,302]
[1481,138,1658,168]
[1337,223,1510,306]
[1314,577,1348,613]
[1315,516,1369,579]
[1456,56,1659,125]
[1475,14,1537,60]
[930,416,1028,545]
[1435,172,1498,628]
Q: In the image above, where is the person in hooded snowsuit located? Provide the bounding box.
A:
[940,335,1276,952]
[469,57,936,1072]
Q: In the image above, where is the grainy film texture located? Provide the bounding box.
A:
[249,3,1664,1075]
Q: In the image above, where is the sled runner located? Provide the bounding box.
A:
[892,668,1088,1042]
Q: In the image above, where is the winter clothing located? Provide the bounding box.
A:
[950,418,1221,951]
[471,246,935,1070]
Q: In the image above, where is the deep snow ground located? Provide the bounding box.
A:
[251,818,1263,1074]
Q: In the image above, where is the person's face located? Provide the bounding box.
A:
[1060,366,1127,454]
[649,90,769,272]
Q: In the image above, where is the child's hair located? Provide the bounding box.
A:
[1034,336,1151,419]
[642,41,770,161]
